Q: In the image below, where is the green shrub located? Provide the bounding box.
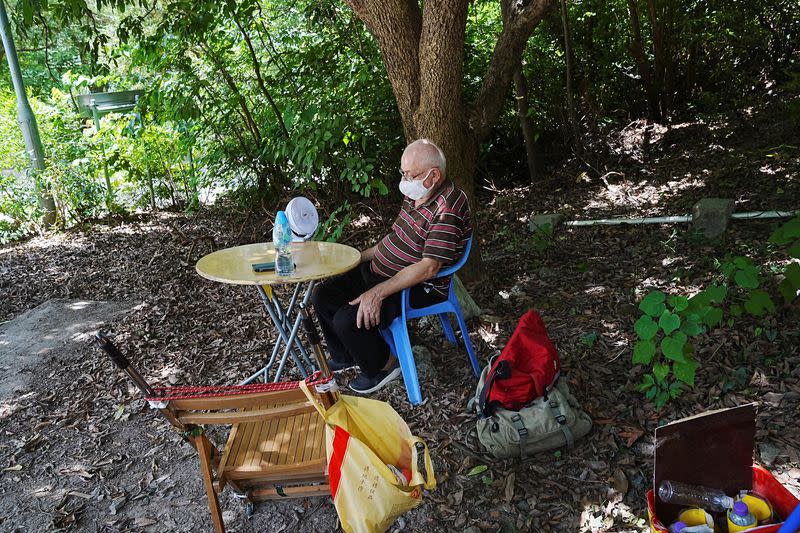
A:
[769,215,800,304]
[633,286,725,408]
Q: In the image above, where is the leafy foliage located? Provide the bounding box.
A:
[633,286,724,408]
[2,0,799,241]
[632,216,800,408]
[770,216,800,304]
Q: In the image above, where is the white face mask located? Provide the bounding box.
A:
[399,169,433,200]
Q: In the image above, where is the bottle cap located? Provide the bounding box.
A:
[733,501,748,516]
[276,211,288,225]
[673,521,687,532]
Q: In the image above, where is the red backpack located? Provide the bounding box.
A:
[479,310,561,414]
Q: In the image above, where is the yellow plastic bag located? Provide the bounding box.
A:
[300,381,436,533]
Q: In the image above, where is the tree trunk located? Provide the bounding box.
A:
[626,0,661,122]
[344,0,555,281]
[646,0,666,119]
[513,66,539,183]
[559,0,579,147]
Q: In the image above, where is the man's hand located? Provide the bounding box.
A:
[349,286,384,329]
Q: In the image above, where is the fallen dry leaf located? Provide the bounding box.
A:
[618,425,644,447]
[503,472,515,502]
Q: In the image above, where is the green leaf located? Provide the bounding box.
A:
[655,390,669,408]
[673,359,698,386]
[687,291,711,312]
[467,465,489,476]
[668,295,689,311]
[788,245,800,259]
[668,381,684,399]
[580,332,598,347]
[769,217,800,244]
[645,384,658,399]
[785,262,800,287]
[735,269,759,289]
[661,332,688,362]
[681,314,704,336]
[779,278,798,303]
[636,374,655,391]
[634,316,659,340]
[633,340,657,364]
[653,363,669,384]
[703,307,724,327]
[744,289,776,316]
[639,291,666,317]
[658,310,681,335]
[705,284,727,304]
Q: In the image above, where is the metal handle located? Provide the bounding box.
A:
[299,303,331,377]
[95,332,154,397]
[95,332,129,370]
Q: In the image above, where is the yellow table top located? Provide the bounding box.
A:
[196,241,361,286]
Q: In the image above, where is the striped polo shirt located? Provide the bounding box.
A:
[370,180,472,297]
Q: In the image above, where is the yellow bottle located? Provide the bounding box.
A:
[738,492,774,524]
[676,508,715,530]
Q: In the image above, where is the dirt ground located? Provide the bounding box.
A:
[1,99,799,533]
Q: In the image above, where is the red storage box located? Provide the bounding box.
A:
[647,464,799,531]
[647,405,799,532]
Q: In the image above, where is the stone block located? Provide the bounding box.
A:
[386,345,434,391]
[692,198,735,239]
[528,213,564,233]
[454,274,482,321]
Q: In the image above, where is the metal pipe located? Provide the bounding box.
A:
[564,210,798,227]
[731,210,799,220]
[565,215,691,226]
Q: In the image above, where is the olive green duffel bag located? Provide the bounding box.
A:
[469,364,592,459]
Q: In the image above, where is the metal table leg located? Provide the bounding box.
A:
[273,281,318,381]
[241,282,319,384]
[266,285,314,368]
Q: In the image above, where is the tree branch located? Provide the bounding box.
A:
[234,18,291,139]
[470,0,555,143]
[196,42,263,147]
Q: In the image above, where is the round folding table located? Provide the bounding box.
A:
[196,241,360,383]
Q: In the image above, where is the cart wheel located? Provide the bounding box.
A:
[245,502,255,518]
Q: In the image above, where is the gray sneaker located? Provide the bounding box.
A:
[348,365,401,394]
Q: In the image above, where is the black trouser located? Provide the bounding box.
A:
[311,263,445,377]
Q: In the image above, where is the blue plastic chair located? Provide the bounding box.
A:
[380,235,481,405]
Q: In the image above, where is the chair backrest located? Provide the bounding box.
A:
[435,234,473,278]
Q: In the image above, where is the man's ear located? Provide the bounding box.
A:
[426,168,440,188]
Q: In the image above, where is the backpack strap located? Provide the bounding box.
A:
[476,352,504,417]
[509,413,529,456]
[548,394,574,449]
[478,366,498,417]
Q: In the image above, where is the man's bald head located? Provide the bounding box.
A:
[402,139,447,177]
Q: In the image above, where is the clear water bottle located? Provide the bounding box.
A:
[728,501,757,531]
[273,210,294,276]
[658,480,735,513]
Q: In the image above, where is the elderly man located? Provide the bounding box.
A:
[312,139,472,393]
